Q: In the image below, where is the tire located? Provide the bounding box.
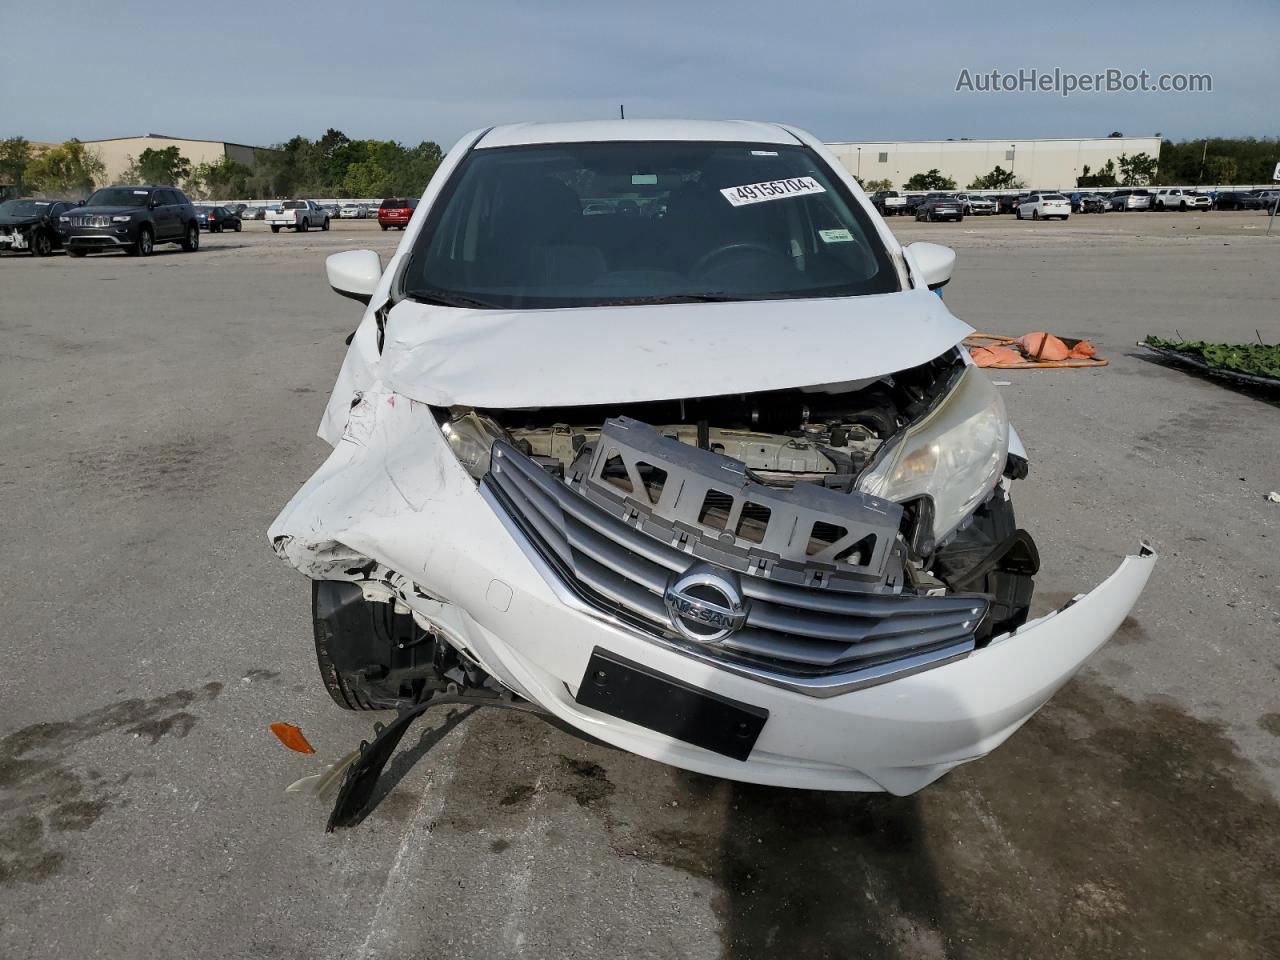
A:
[297,219,308,233]
[67,247,87,258]
[322,217,330,231]
[271,225,280,233]
[181,222,199,252]
[1015,209,1023,220]
[380,223,388,230]
[234,222,242,232]
[134,226,154,257]
[1180,202,1187,211]
[31,230,53,257]
[312,581,380,711]
[1032,209,1040,220]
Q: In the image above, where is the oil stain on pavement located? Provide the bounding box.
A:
[0,682,223,887]
[413,674,1279,959]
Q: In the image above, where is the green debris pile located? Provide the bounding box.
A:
[1144,336,1280,379]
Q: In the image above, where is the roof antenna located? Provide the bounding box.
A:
[620,104,625,120]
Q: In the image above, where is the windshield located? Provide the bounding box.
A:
[283,201,306,209]
[0,199,52,217]
[400,141,899,309]
[1043,194,1066,200]
[87,187,151,208]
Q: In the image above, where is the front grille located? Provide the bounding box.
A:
[69,215,110,227]
[484,440,987,684]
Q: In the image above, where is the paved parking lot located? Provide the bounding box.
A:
[2,212,1278,959]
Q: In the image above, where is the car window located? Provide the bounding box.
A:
[401,140,900,309]
[283,201,306,210]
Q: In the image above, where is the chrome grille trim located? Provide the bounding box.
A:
[483,441,986,697]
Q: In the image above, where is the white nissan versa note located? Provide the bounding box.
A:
[270,120,1155,803]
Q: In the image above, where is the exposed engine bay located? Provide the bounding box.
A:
[436,348,1038,645]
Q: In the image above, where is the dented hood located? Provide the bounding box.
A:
[375,288,972,409]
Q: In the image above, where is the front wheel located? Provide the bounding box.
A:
[322,217,330,231]
[311,580,437,711]
[181,222,199,252]
[1016,209,1023,220]
[31,230,53,257]
[133,226,155,257]
[1032,209,1040,220]
[234,222,242,232]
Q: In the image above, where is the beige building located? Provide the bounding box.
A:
[826,137,1163,190]
[80,134,271,184]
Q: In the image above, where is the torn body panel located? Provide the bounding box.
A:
[270,382,1154,794]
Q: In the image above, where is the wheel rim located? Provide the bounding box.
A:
[141,231,152,254]
[35,233,51,255]
[189,225,198,249]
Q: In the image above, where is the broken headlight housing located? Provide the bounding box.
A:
[857,365,1008,545]
[440,410,505,480]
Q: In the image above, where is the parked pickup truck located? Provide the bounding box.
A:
[871,190,908,216]
[267,199,330,233]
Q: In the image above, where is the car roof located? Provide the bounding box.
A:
[475,119,799,149]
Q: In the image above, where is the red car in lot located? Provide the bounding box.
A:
[377,197,418,230]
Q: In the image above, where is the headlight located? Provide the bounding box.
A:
[111,215,133,222]
[440,411,505,480]
[858,365,1009,544]
[59,215,70,223]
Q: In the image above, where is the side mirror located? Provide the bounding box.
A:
[326,249,383,305]
[903,241,956,291]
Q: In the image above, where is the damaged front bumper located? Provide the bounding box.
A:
[271,391,1154,795]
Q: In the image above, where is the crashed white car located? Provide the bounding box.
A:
[270,120,1154,799]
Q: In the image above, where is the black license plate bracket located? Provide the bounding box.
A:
[573,648,768,761]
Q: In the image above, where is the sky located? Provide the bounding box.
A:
[3,0,1277,149]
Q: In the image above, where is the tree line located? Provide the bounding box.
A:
[3,132,1274,200]
[0,129,444,200]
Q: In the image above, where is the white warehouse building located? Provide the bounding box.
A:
[825,137,1163,190]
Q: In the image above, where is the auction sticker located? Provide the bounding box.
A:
[721,177,825,207]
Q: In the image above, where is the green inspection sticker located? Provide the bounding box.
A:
[819,228,854,243]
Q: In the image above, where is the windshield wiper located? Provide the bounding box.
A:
[599,293,746,305]
[404,287,500,309]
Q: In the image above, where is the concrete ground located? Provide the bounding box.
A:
[1,212,1278,959]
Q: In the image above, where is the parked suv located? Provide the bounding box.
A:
[58,185,199,257]
[1152,188,1200,211]
[1108,189,1152,211]
[0,197,74,256]
[377,197,419,230]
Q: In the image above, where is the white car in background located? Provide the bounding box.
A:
[267,199,330,233]
[269,119,1154,813]
[1152,188,1204,211]
[339,204,365,219]
[1016,192,1071,220]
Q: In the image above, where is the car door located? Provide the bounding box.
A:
[152,189,177,239]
